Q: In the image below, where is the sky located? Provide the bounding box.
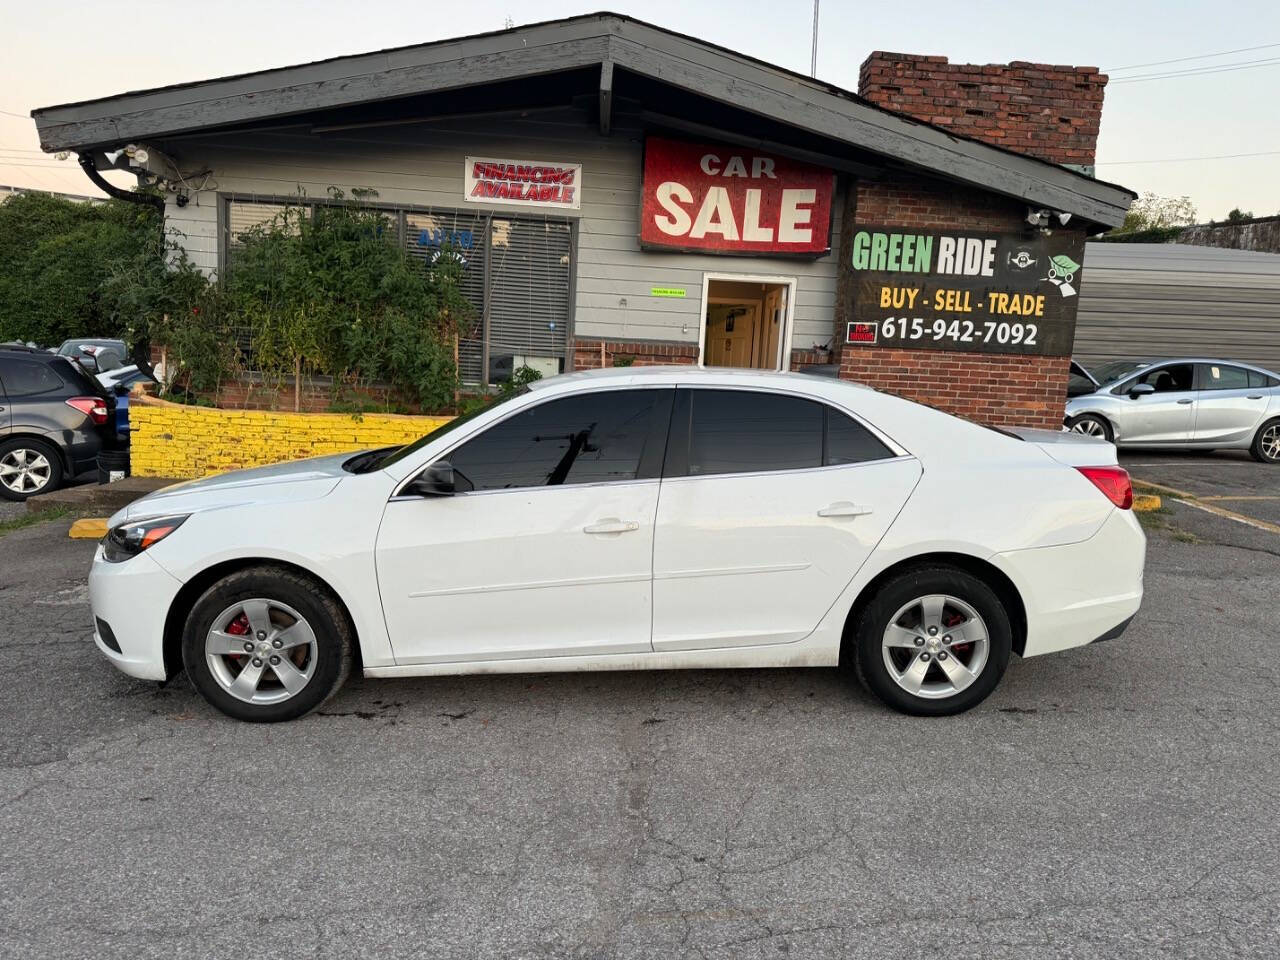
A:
[3,0,1278,221]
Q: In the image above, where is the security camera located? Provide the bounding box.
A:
[1025,207,1050,227]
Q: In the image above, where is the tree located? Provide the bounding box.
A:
[1225,208,1254,224]
[1111,192,1198,235]
[0,192,159,346]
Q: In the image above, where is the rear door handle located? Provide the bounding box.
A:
[583,518,639,535]
[1176,399,1193,404]
[818,502,873,519]
[1247,395,1264,400]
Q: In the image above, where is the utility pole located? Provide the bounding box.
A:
[810,0,820,77]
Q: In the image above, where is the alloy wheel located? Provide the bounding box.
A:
[881,594,990,700]
[1070,418,1106,438]
[1263,424,1280,462]
[205,598,318,705]
[0,448,52,495]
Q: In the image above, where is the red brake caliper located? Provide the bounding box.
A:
[225,612,251,661]
[944,611,973,658]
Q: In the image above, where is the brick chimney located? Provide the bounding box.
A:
[858,53,1107,171]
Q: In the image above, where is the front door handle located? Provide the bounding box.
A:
[818,502,873,519]
[1176,398,1194,404]
[583,518,639,535]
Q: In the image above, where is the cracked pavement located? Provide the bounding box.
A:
[1,485,1278,959]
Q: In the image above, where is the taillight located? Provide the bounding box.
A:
[1076,465,1133,510]
[66,396,109,425]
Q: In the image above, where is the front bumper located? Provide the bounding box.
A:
[88,545,184,681]
[993,508,1146,658]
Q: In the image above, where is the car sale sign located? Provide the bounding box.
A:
[639,137,834,257]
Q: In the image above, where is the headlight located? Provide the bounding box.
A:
[103,515,189,563]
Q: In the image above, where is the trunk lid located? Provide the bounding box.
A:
[1008,426,1118,467]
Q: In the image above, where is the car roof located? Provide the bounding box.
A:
[529,365,873,393]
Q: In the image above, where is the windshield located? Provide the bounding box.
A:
[1090,360,1148,385]
[352,388,531,473]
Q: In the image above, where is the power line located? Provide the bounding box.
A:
[1106,42,1280,73]
[0,108,31,119]
[1110,57,1280,83]
[1096,149,1280,165]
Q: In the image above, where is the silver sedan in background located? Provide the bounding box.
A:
[1064,358,1280,463]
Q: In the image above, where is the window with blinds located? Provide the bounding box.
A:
[224,197,572,386]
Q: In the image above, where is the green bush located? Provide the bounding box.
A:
[0,192,158,345]
[222,191,470,411]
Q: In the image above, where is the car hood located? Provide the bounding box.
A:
[112,452,356,524]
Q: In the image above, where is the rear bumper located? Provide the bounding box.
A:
[992,508,1145,658]
[88,545,184,681]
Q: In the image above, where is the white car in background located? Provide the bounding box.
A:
[1065,358,1280,463]
[89,367,1145,722]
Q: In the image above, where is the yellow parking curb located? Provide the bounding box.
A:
[1132,494,1162,512]
[68,518,109,539]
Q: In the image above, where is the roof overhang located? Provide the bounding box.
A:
[31,12,1135,228]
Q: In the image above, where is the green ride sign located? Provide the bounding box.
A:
[845,227,1086,357]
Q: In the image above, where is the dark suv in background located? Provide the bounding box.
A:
[0,348,117,501]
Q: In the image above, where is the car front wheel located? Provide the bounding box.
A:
[851,566,1012,716]
[181,566,353,722]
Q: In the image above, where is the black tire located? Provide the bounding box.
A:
[1250,418,1280,464]
[851,566,1013,716]
[181,565,353,722]
[1066,413,1113,443]
[0,437,64,502]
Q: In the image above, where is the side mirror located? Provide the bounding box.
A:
[1128,383,1156,399]
[405,461,456,497]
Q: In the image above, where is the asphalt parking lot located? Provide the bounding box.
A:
[2,457,1279,960]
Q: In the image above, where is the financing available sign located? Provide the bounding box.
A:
[844,227,1086,357]
[464,156,582,210]
[639,137,834,257]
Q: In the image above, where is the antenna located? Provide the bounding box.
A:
[810,0,820,77]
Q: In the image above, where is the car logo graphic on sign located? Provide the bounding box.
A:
[1044,253,1081,298]
[1007,250,1037,270]
[847,321,878,344]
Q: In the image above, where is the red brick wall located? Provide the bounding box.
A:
[858,53,1106,167]
[572,339,699,370]
[838,173,1083,431]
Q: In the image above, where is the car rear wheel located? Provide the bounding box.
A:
[181,566,353,722]
[0,438,63,501]
[1067,414,1113,443]
[1252,418,1280,464]
[851,566,1012,716]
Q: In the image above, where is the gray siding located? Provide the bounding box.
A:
[1074,243,1280,372]
[159,112,843,352]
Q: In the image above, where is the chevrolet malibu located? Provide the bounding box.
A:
[90,367,1145,722]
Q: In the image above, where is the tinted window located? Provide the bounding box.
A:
[1123,363,1193,394]
[1200,364,1249,390]
[1247,369,1276,389]
[0,359,63,397]
[826,409,894,465]
[673,389,823,477]
[446,389,667,491]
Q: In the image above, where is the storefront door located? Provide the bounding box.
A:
[699,274,795,370]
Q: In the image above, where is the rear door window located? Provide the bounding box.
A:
[665,389,893,478]
[1246,369,1276,389]
[0,359,63,397]
[1199,364,1249,390]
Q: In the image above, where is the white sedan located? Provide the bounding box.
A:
[89,367,1145,722]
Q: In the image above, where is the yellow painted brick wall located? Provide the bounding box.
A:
[129,398,453,478]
